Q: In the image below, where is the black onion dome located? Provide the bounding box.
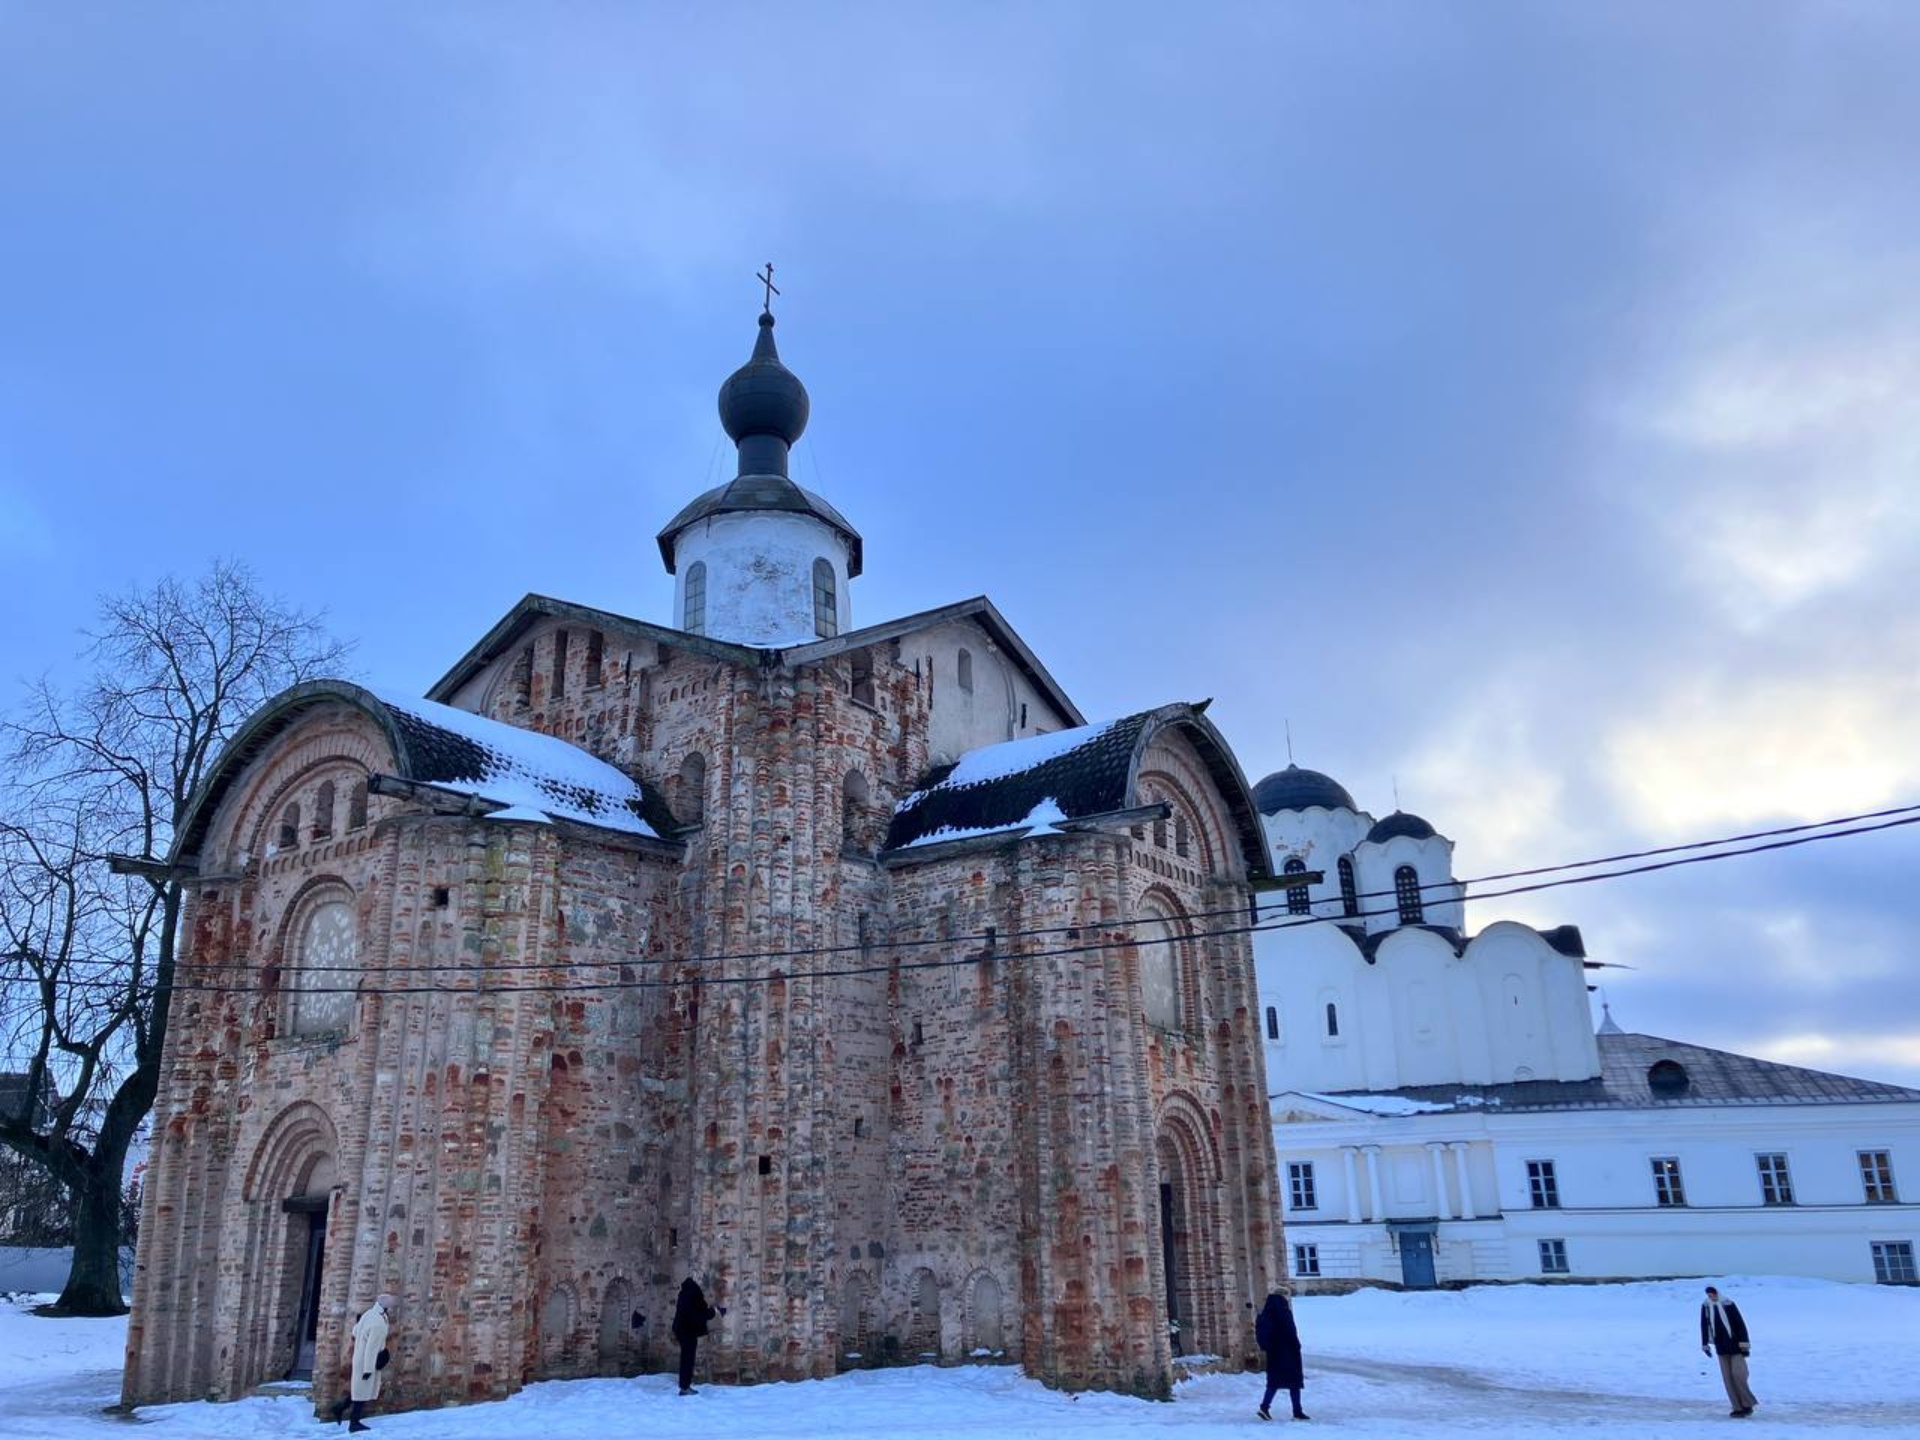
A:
[1251,764,1357,815]
[1366,810,1437,843]
[718,312,810,445]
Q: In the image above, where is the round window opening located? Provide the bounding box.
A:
[1647,1059,1690,1097]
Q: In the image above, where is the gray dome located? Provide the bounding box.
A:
[718,312,809,445]
[1251,765,1357,815]
[1366,810,1436,843]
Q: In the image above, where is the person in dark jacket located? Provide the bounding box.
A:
[1699,1285,1757,1417]
[670,1277,719,1395]
[1255,1289,1309,1421]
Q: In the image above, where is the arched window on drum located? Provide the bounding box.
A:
[1283,857,1310,915]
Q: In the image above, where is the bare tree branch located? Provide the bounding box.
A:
[0,560,351,1312]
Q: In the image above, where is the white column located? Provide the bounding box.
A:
[1341,1147,1363,1224]
[1450,1142,1476,1221]
[1362,1144,1385,1222]
[1427,1142,1454,1220]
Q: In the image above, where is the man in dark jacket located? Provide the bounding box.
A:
[1699,1285,1757,1417]
[671,1277,719,1396]
[1255,1290,1309,1421]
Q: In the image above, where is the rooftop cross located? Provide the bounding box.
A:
[755,261,780,315]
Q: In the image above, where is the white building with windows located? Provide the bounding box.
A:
[1249,765,1920,1290]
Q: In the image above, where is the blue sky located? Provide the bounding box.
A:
[3,4,1917,1083]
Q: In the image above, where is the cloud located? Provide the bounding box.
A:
[1612,226,1920,627]
[1748,1028,1920,1079]
[1603,668,1920,834]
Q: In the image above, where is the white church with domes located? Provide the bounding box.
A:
[1248,766,1920,1291]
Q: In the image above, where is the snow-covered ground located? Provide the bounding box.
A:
[3,1277,1916,1439]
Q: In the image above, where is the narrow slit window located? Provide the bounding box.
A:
[1265,1005,1280,1041]
[813,558,838,639]
[1338,857,1359,918]
[278,803,300,851]
[347,780,369,830]
[585,630,605,688]
[957,647,973,693]
[551,629,569,699]
[312,780,335,840]
[683,562,707,635]
[1325,1001,1339,1038]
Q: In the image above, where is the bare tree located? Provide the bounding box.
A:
[0,562,350,1313]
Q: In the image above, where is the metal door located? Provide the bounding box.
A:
[1398,1231,1436,1289]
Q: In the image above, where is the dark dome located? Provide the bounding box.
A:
[1251,765,1357,815]
[1366,810,1437,843]
[718,312,810,445]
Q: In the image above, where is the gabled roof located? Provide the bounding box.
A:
[173,680,681,863]
[782,596,1084,728]
[1290,1032,1920,1114]
[427,594,764,702]
[427,592,1085,733]
[884,702,1267,875]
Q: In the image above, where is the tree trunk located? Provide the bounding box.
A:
[56,1159,127,1315]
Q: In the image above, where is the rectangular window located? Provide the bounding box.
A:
[1265,1005,1280,1041]
[551,629,569,699]
[849,652,876,706]
[1756,1153,1794,1206]
[1292,1243,1321,1278]
[1527,1160,1560,1210]
[1871,1240,1916,1284]
[1860,1150,1898,1204]
[1651,1157,1686,1207]
[1287,1162,1317,1212]
[1538,1239,1569,1275]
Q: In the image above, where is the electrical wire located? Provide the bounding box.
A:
[16,806,1917,1002]
[48,799,1920,982]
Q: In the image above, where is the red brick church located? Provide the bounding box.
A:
[122,304,1286,1413]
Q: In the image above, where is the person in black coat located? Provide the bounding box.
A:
[670,1277,719,1395]
[1699,1285,1757,1417]
[1255,1289,1309,1421]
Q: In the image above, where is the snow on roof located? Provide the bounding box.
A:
[928,721,1119,792]
[1297,1092,1482,1117]
[371,687,660,837]
[886,717,1146,853]
[899,798,1068,850]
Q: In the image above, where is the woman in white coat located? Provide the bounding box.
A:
[329,1293,395,1432]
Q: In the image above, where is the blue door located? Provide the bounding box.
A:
[1399,1231,1436,1289]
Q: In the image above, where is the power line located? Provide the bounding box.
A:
[18,806,1918,1001]
[44,798,1920,983]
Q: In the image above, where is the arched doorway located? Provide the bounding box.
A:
[238,1103,340,1386]
[1155,1097,1223,1359]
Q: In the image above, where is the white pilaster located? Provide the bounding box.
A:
[1450,1141,1476,1221]
[1427,1142,1454,1220]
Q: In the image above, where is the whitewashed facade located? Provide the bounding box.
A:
[1251,766,1920,1289]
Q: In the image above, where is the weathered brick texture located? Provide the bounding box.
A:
[124,621,1284,1414]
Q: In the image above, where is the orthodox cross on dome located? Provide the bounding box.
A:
[755,261,780,315]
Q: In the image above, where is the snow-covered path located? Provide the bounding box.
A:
[3,1278,1916,1439]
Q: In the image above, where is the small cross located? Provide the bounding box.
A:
[755,262,780,315]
